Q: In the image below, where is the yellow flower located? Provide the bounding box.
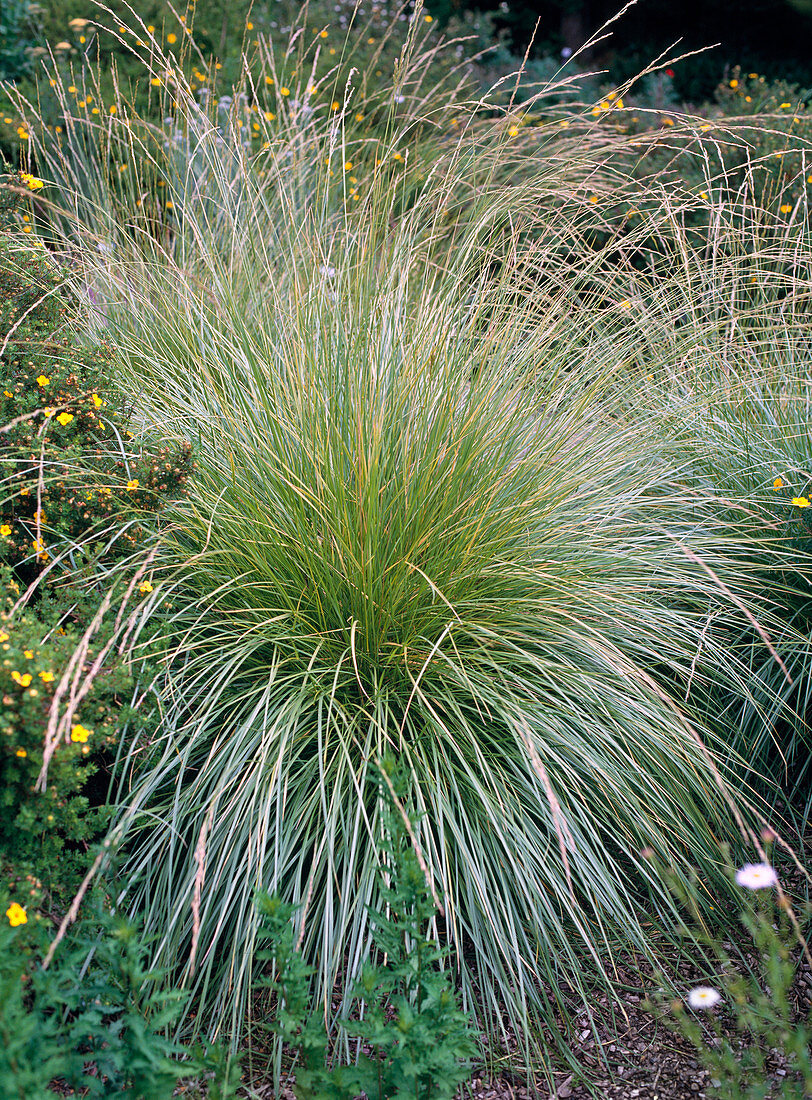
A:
[620,299,632,309]
[147,25,155,33]
[92,393,103,408]
[151,77,162,87]
[17,127,29,140]
[344,160,353,171]
[246,21,254,30]
[424,12,433,20]
[729,79,738,88]
[280,87,290,96]
[780,204,792,214]
[320,29,328,37]
[20,172,44,191]
[773,477,783,490]
[126,479,139,491]
[36,374,50,386]
[6,903,27,927]
[23,650,33,659]
[43,407,54,418]
[508,125,519,137]
[791,497,810,508]
[32,538,48,561]
[331,101,340,111]
[56,412,74,426]
[779,102,791,109]
[110,104,117,114]
[0,525,11,537]
[139,581,154,594]
[70,724,91,743]
[15,748,27,758]
[11,671,32,687]
[38,670,55,683]
[589,194,599,203]
[167,33,177,43]
[355,112,364,122]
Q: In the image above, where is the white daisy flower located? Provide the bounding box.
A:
[735,863,778,890]
[687,986,721,1009]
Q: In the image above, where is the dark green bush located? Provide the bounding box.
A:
[0,0,40,85]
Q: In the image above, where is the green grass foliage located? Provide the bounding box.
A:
[4,6,811,1078]
[255,762,478,1098]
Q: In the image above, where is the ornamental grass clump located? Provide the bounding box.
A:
[11,8,812,1074]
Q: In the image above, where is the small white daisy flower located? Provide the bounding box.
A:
[735,863,778,890]
[687,986,721,1010]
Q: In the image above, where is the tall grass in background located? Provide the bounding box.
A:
[7,5,812,1072]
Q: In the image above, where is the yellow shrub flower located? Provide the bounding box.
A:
[92,393,103,407]
[71,724,91,743]
[38,670,55,683]
[167,33,177,43]
[126,479,139,490]
[15,748,27,758]
[21,172,43,191]
[0,525,11,537]
[773,477,783,490]
[6,903,27,927]
[780,204,792,214]
[791,496,810,508]
[56,412,74,426]
[11,671,32,687]
[139,581,154,594]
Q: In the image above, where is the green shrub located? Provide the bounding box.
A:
[0,0,40,85]
[0,890,241,1098]
[0,167,193,898]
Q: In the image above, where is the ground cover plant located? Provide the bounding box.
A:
[2,3,812,1094]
